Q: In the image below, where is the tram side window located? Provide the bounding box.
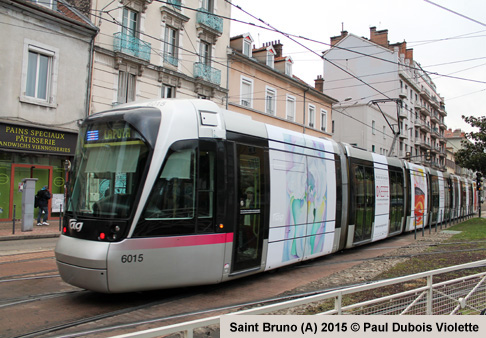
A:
[134,140,216,237]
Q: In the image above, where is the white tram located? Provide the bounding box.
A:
[55,99,477,293]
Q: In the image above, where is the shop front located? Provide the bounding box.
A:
[0,122,77,222]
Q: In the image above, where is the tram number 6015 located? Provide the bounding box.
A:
[121,254,144,263]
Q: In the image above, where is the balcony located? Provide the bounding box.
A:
[420,86,431,100]
[399,87,407,99]
[113,32,151,63]
[398,107,408,119]
[419,105,430,117]
[194,62,221,86]
[163,53,178,67]
[196,8,223,37]
[420,140,431,149]
[430,112,439,123]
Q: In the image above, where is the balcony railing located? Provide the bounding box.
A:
[113,32,151,62]
[163,53,178,67]
[168,0,181,10]
[196,8,223,34]
[194,62,221,85]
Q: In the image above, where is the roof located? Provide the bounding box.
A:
[230,33,253,43]
[7,0,97,32]
[57,0,93,26]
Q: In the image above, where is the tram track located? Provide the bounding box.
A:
[17,283,363,338]
[11,285,219,338]
[0,290,82,309]
[285,240,486,271]
[0,271,60,282]
[9,241,486,338]
[3,230,485,338]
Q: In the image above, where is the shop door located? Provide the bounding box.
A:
[11,164,52,222]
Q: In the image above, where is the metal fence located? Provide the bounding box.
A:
[111,260,486,338]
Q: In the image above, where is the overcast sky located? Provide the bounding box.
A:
[228,0,486,133]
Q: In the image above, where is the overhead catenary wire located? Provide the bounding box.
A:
[68,2,442,145]
[42,1,471,146]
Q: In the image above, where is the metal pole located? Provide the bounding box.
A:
[422,212,425,237]
[414,216,417,240]
[426,275,433,315]
[440,209,443,230]
[479,194,482,218]
[12,205,16,235]
[435,211,438,232]
[59,204,63,232]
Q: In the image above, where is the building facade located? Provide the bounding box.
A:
[323,27,447,170]
[84,0,231,114]
[228,35,337,138]
[0,0,97,221]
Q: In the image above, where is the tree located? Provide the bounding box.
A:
[454,115,486,178]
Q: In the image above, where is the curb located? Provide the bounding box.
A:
[0,233,60,242]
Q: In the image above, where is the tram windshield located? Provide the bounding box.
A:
[67,121,149,219]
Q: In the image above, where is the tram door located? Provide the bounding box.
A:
[352,164,374,244]
[232,143,266,272]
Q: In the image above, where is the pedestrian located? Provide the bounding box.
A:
[36,185,51,226]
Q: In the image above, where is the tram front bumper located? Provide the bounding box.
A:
[55,235,111,293]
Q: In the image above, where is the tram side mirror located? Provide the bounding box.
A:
[405,152,411,161]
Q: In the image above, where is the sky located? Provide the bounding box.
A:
[228,0,486,133]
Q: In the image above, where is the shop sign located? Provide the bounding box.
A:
[0,123,77,155]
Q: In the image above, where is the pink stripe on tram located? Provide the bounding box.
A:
[123,233,234,250]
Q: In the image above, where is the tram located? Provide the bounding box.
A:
[55,99,477,293]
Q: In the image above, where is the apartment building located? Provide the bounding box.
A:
[82,0,231,113]
[323,27,447,170]
[0,0,97,222]
[228,34,337,137]
[444,128,472,175]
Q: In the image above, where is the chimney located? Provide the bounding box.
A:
[314,75,324,92]
[64,0,92,18]
[370,26,389,48]
[330,31,348,46]
[405,48,414,63]
[273,40,283,57]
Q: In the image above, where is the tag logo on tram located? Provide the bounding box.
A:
[69,219,84,232]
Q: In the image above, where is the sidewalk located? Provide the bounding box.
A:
[0,219,61,241]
